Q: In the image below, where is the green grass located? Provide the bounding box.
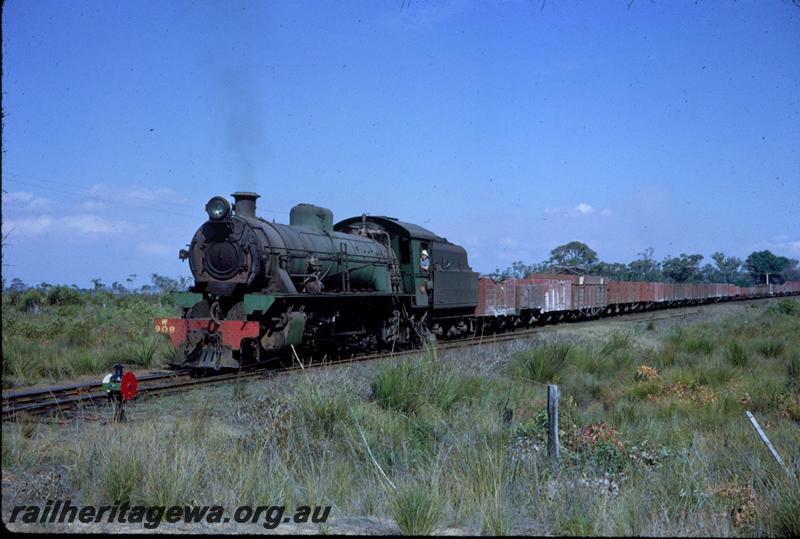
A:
[724,341,751,367]
[752,338,785,358]
[100,445,143,504]
[3,298,799,535]
[770,482,800,537]
[372,345,482,414]
[509,341,571,383]
[388,483,444,536]
[2,289,179,387]
[683,332,716,355]
[770,298,800,316]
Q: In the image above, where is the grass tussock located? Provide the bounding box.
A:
[770,483,800,537]
[753,338,785,358]
[725,341,751,367]
[388,482,444,536]
[509,341,571,383]
[372,345,481,414]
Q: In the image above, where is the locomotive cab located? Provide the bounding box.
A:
[334,216,478,311]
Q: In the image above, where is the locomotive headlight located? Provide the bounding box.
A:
[205,196,230,220]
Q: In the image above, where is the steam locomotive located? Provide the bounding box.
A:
[155,192,800,370]
[157,192,478,369]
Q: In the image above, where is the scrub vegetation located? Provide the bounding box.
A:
[3,299,799,535]
[2,277,181,387]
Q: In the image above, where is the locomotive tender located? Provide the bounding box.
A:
[156,192,800,370]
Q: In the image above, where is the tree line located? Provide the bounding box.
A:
[4,273,192,299]
[490,241,800,285]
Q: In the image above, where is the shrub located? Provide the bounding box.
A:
[20,289,46,312]
[388,483,443,536]
[770,298,800,316]
[66,318,95,346]
[46,285,83,306]
[635,365,659,381]
[569,422,629,474]
[510,342,570,383]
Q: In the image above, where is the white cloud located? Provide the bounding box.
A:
[62,215,120,234]
[5,214,139,236]
[85,184,176,205]
[81,200,107,210]
[3,215,56,236]
[545,203,613,218]
[137,241,173,256]
[4,192,34,203]
[499,237,519,249]
[759,238,800,257]
[3,191,53,211]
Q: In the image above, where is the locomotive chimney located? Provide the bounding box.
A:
[231,192,259,218]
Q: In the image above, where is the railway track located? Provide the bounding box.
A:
[0,298,779,420]
[1,307,706,419]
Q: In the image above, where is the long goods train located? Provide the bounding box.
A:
[154,192,800,370]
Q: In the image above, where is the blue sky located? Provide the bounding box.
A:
[3,0,799,287]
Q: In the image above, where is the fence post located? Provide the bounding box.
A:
[746,411,795,480]
[548,384,560,461]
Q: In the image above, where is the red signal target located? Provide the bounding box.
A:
[120,372,138,401]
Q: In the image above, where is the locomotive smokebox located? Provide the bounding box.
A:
[232,192,259,218]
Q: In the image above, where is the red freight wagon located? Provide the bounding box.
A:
[526,273,607,311]
[653,282,667,302]
[607,281,623,305]
[571,276,608,310]
[640,282,657,302]
[476,278,517,316]
[607,281,624,304]
[516,278,573,313]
